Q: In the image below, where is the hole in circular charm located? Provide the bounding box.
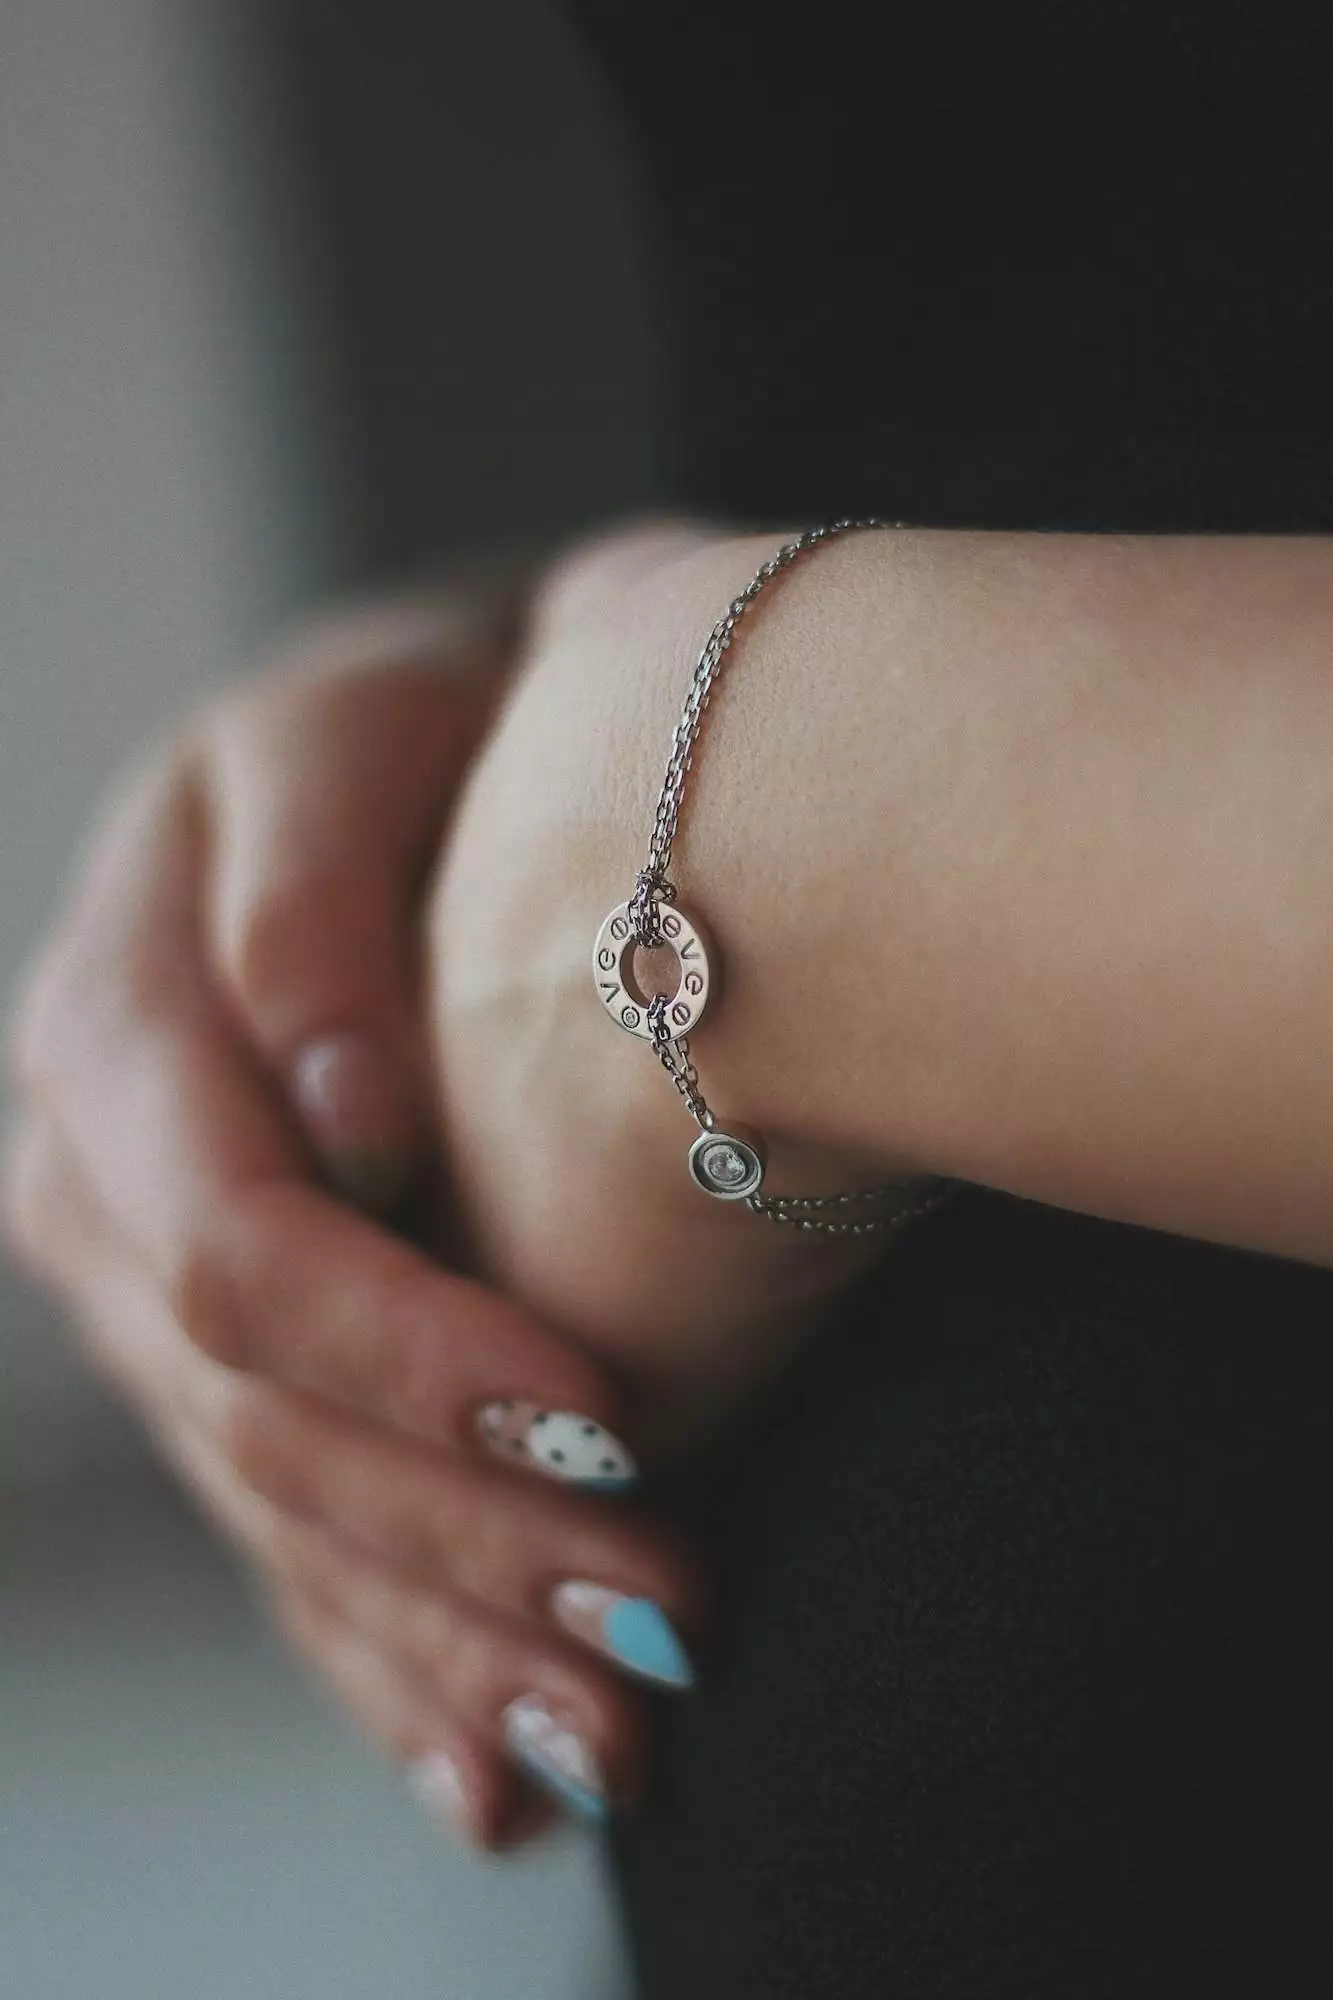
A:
[688,1127,765,1201]
[626,943,679,1008]
[592,901,714,1041]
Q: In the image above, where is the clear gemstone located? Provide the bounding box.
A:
[704,1142,751,1188]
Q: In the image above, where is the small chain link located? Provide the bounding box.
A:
[630,869,674,950]
[747,1176,957,1238]
[646,995,714,1130]
[632,519,958,1238]
[637,519,891,926]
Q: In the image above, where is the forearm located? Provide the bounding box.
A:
[683,528,1333,1266]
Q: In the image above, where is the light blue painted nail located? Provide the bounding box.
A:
[511,1753,608,1823]
[603,1598,696,1690]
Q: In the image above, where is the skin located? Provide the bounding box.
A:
[3,585,699,1848]
[427,521,1333,1436]
[12,518,1333,1841]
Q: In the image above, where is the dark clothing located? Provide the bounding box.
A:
[572,10,1333,1994]
[580,7,1333,536]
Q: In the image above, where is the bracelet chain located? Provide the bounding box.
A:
[628,519,957,1237]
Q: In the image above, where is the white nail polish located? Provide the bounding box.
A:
[407,1750,470,1836]
[502,1695,608,1821]
[475,1401,638,1489]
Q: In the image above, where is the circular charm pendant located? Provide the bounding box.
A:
[687,1126,766,1201]
[592,900,714,1042]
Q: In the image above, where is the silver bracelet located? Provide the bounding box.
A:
[591,520,957,1239]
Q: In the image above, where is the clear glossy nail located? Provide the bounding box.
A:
[407,1750,472,1837]
[475,1401,637,1490]
[290,1033,414,1213]
[552,1581,695,1691]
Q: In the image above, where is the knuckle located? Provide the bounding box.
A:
[432,1618,495,1710]
[119,925,204,1026]
[447,1501,528,1604]
[170,1232,250,1370]
[368,1280,455,1440]
[363,1492,448,1589]
[224,872,341,1010]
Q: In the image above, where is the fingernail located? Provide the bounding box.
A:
[475,1401,638,1491]
[290,1033,415,1212]
[407,1749,473,1837]
[552,1581,695,1692]
[502,1695,608,1822]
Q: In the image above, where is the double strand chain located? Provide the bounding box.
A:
[592,521,957,1238]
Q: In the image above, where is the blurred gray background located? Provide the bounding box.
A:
[1,3,656,1993]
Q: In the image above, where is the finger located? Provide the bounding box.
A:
[15,1100,694,1693]
[12,756,310,1273]
[14,775,634,1471]
[269,1531,644,1823]
[2,1107,222,1431]
[201,646,497,1207]
[2,1112,75,1298]
[267,1586,541,1850]
[173,1176,638,1476]
[6,1113,328,1626]
[4,1119,553,1850]
[2,1111,277,1505]
[222,1385,699,1691]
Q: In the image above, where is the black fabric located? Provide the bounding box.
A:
[618,1197,1333,1996]
[565,9,1333,1995]
[578,7,1333,532]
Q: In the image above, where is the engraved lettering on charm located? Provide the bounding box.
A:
[592,900,714,1042]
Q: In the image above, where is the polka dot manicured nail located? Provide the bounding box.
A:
[474,1400,638,1490]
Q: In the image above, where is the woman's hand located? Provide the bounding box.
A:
[3,592,700,1847]
[427,526,903,1445]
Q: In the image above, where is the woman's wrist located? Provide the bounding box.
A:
[553,520,1333,1269]
[601,529,929,1191]
[439,513,1333,1273]
[667,525,1333,1266]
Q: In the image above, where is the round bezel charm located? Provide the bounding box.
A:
[592,900,714,1042]
[687,1126,766,1201]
